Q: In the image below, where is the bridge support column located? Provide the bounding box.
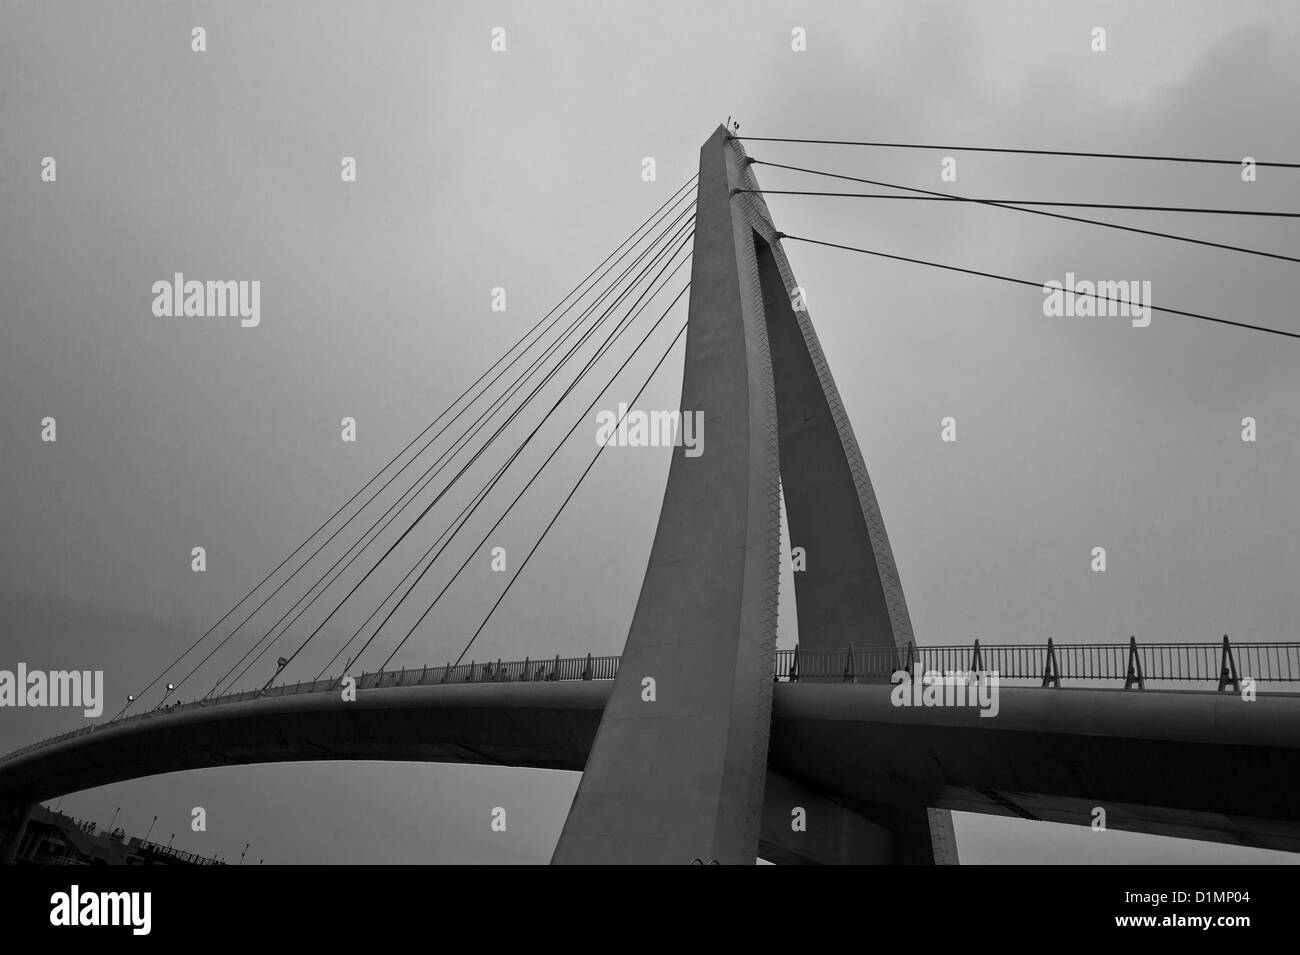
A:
[0,799,35,865]
[554,125,956,863]
[759,772,894,864]
[552,125,782,865]
[871,805,961,865]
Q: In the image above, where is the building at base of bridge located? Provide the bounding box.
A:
[0,803,223,866]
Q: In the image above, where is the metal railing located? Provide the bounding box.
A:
[357,654,621,687]
[3,639,1296,767]
[133,839,224,866]
[0,653,620,766]
[774,637,1300,690]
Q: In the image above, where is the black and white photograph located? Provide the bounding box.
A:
[0,0,1295,933]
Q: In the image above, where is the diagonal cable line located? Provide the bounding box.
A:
[340,246,696,680]
[447,320,690,671]
[344,251,696,678]
[279,233,696,687]
[780,233,1300,341]
[375,282,693,673]
[201,204,698,697]
[315,466,499,679]
[111,174,699,719]
[242,225,698,689]
[751,159,1300,264]
[736,190,1300,217]
[735,137,1300,168]
[210,211,697,695]
[328,244,696,678]
[189,197,699,701]
[314,243,698,681]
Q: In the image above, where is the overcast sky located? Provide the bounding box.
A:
[1,0,1298,863]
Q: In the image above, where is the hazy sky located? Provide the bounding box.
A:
[1,0,1298,863]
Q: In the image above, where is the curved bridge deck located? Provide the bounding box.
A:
[3,644,1299,856]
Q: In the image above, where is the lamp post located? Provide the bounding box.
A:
[260,658,290,693]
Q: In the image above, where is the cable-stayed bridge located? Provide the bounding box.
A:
[2,126,1298,865]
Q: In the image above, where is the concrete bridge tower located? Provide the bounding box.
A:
[552,126,957,864]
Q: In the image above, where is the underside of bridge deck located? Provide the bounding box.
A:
[3,680,1298,863]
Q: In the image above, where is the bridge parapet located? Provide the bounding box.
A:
[0,654,621,767]
[779,638,1300,689]
[2,641,1295,768]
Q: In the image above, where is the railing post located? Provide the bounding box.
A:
[582,653,593,681]
[843,642,856,684]
[1124,636,1145,690]
[1218,634,1240,693]
[1042,638,1061,688]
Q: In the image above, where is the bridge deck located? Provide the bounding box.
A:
[2,652,1299,855]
